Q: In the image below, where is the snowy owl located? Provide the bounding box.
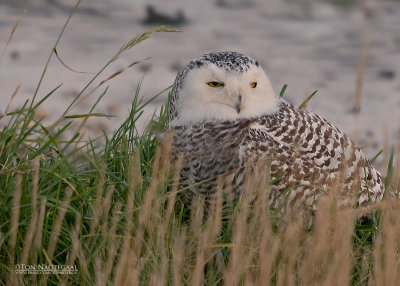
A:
[168,51,386,212]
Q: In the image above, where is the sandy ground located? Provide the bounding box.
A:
[0,0,399,170]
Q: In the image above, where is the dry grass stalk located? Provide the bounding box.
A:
[189,197,206,286]
[118,143,169,284]
[165,177,223,286]
[103,201,122,282]
[6,15,22,46]
[20,158,41,266]
[113,198,136,283]
[1,10,25,65]
[123,243,138,285]
[196,194,222,282]
[73,228,90,283]
[139,135,172,230]
[20,204,38,267]
[33,199,46,261]
[32,198,46,285]
[152,158,184,285]
[151,242,168,286]
[125,227,144,284]
[299,177,355,286]
[165,156,184,223]
[257,222,279,285]
[97,58,149,87]
[152,207,171,285]
[41,188,73,285]
[372,200,400,285]
[241,162,273,285]
[100,184,116,239]
[136,138,173,283]
[141,150,169,284]
[113,149,143,285]
[4,84,21,118]
[88,166,106,241]
[46,187,74,260]
[130,147,143,191]
[208,179,223,246]
[7,174,22,286]
[94,257,104,286]
[252,163,279,285]
[323,208,354,286]
[276,218,304,286]
[31,157,40,213]
[172,227,187,286]
[373,225,384,284]
[60,213,82,286]
[158,133,173,183]
[225,165,259,285]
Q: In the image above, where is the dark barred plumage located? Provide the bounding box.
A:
[171,101,385,211]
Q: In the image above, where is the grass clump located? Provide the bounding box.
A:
[1,2,400,285]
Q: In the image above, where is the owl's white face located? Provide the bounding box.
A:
[170,62,280,126]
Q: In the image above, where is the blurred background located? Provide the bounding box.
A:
[0,0,399,169]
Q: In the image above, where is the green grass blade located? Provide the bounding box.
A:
[279,84,287,97]
[30,0,82,108]
[299,90,318,109]
[32,84,63,110]
[29,122,72,159]
[63,113,114,119]
[384,148,395,196]
[370,149,383,164]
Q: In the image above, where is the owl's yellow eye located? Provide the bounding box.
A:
[207,81,224,88]
[250,82,257,88]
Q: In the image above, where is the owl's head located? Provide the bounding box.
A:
[169,51,279,125]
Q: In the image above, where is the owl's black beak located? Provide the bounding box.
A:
[236,94,242,113]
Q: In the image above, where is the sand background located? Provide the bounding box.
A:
[0,0,399,170]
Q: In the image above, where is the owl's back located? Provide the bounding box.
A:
[170,101,386,211]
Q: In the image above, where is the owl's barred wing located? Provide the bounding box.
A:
[240,122,344,210]
[245,101,385,206]
[170,101,386,210]
[258,101,352,171]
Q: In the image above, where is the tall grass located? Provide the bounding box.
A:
[1,2,400,285]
